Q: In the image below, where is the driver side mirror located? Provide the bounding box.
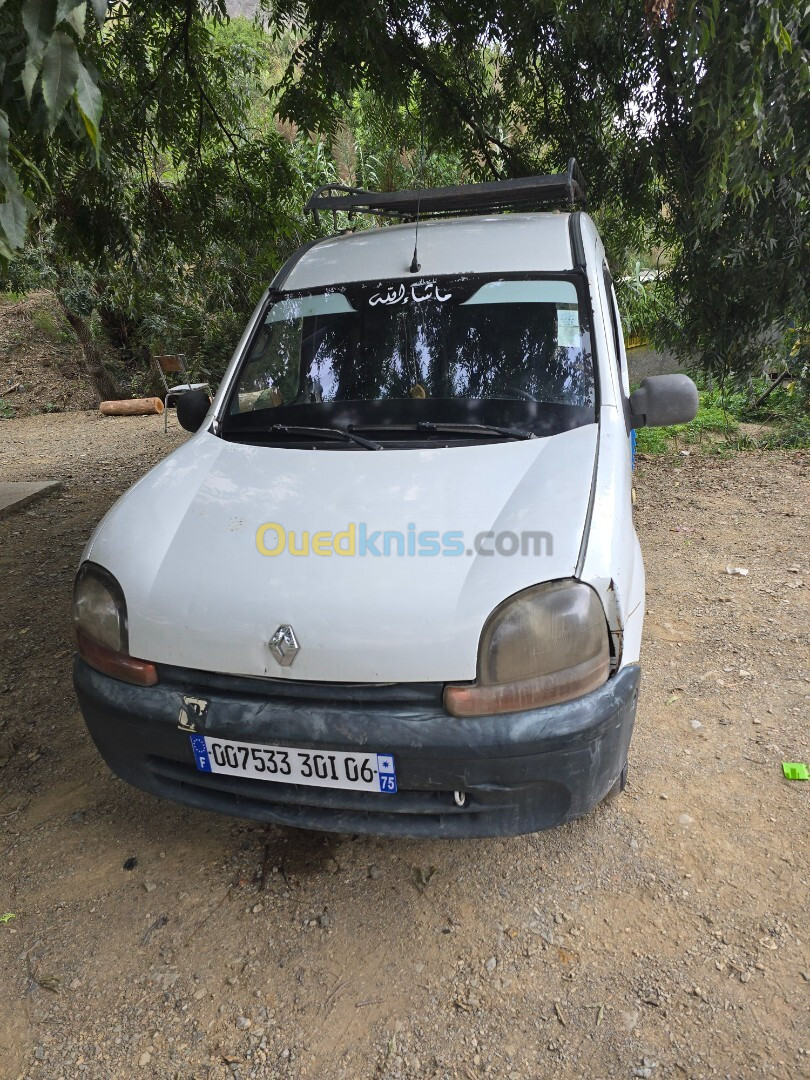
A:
[176,389,212,433]
[629,375,699,429]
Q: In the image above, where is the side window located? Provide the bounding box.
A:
[603,265,631,407]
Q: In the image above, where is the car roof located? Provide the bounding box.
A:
[281,212,578,291]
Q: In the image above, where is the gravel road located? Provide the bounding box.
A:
[0,411,808,1080]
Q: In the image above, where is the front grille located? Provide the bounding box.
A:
[157,665,445,707]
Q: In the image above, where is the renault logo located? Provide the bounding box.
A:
[269,624,299,667]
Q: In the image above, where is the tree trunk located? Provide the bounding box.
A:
[58,302,123,402]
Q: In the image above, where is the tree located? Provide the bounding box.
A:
[268,0,809,378]
[3,1,807,395]
[3,2,467,394]
[0,0,107,261]
[4,3,311,393]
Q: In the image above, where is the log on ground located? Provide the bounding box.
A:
[99,397,165,416]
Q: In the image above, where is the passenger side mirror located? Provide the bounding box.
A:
[176,389,212,433]
[629,375,699,429]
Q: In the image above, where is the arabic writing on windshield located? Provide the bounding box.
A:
[369,281,452,307]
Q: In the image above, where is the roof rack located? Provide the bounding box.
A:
[304,158,586,230]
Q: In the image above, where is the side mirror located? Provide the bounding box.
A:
[176,389,212,433]
[629,375,699,429]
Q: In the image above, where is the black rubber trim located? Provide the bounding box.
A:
[603,263,633,433]
[566,211,600,577]
[157,664,444,706]
[568,211,587,271]
[576,405,601,579]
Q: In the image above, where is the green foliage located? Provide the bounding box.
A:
[3,4,466,386]
[615,263,676,345]
[0,0,107,259]
[4,7,316,384]
[2,0,808,406]
[757,416,810,450]
[633,425,671,455]
[31,305,70,341]
[635,395,739,455]
[635,380,810,454]
[268,0,809,384]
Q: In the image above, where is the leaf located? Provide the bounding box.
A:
[89,0,107,24]
[75,60,102,153]
[0,913,17,924]
[41,30,80,130]
[56,0,86,37]
[21,55,42,103]
[22,0,58,57]
[10,144,51,190]
[0,161,29,253]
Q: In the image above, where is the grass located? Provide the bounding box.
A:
[31,307,74,344]
[635,396,740,454]
[634,380,810,455]
[0,399,16,419]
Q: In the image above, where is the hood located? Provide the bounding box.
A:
[86,426,597,682]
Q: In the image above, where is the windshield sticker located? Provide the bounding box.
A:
[557,308,581,348]
[369,281,452,307]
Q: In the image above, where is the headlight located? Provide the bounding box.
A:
[444,580,609,717]
[73,563,157,686]
[73,562,128,652]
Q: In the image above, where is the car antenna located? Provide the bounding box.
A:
[409,112,425,273]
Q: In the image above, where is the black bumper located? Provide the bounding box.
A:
[73,659,640,838]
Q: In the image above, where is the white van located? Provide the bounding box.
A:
[73,162,697,837]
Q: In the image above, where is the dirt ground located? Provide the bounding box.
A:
[0,295,100,419]
[0,410,807,1080]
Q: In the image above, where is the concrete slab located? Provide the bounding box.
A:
[0,481,61,518]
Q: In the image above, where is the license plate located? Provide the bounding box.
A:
[189,735,397,794]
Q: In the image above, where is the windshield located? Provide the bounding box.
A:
[223,275,596,445]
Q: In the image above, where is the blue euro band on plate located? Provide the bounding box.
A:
[190,734,212,772]
[377,753,397,793]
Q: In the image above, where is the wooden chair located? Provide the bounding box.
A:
[152,354,213,433]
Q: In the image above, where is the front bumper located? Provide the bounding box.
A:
[74,659,640,838]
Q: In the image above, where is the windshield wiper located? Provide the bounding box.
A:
[266,423,382,450]
[416,421,535,440]
[351,421,535,441]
